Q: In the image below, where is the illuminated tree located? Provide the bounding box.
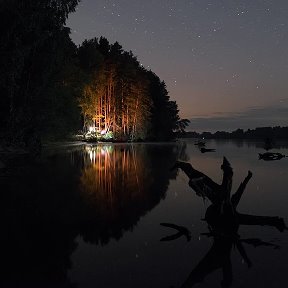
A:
[77,37,183,141]
[78,39,150,140]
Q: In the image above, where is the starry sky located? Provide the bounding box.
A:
[67,0,288,132]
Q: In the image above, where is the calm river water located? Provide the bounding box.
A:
[1,139,288,288]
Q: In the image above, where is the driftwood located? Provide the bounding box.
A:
[171,158,286,288]
[200,148,215,153]
[259,152,286,161]
[160,223,191,242]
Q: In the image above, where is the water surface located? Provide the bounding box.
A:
[1,139,288,288]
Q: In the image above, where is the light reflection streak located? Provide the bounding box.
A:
[80,145,147,214]
[67,142,187,243]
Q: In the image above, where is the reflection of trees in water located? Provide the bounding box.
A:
[81,145,147,210]
[0,162,80,288]
[0,142,188,287]
[77,143,187,245]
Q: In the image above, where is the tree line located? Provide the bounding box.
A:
[181,126,288,140]
[0,0,188,151]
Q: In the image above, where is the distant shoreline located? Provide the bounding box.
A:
[179,126,288,140]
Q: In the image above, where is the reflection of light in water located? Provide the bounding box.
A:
[67,143,184,236]
[85,145,113,165]
[80,145,148,213]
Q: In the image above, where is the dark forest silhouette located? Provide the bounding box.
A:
[0,0,189,152]
[182,126,288,140]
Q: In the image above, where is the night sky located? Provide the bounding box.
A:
[67,0,288,132]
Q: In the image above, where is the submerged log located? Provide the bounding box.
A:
[173,158,286,231]
[172,158,287,287]
[259,152,286,161]
[160,223,191,242]
[200,147,215,153]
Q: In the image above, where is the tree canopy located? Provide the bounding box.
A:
[77,37,186,141]
[0,0,187,149]
[0,0,81,149]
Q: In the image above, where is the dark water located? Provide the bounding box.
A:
[1,139,288,288]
